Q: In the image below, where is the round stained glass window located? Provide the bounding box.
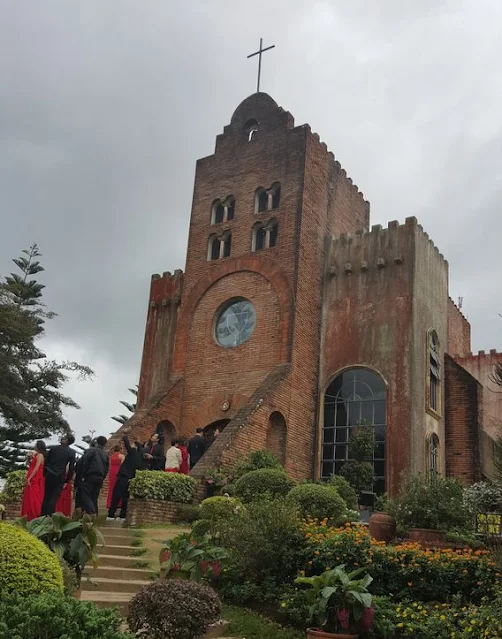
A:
[215,299,256,348]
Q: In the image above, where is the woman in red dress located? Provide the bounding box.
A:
[106,445,125,509]
[178,438,190,475]
[20,441,46,520]
[55,471,72,516]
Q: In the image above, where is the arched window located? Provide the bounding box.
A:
[244,118,259,142]
[270,182,281,209]
[266,411,287,464]
[211,196,235,225]
[428,433,439,478]
[252,219,278,252]
[321,368,386,495]
[255,188,268,214]
[428,331,440,413]
[207,232,232,261]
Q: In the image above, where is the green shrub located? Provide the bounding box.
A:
[128,579,221,639]
[327,475,358,510]
[58,557,78,596]
[0,591,133,639]
[2,470,27,501]
[178,503,201,524]
[386,474,470,532]
[199,496,245,521]
[287,483,347,522]
[232,449,283,480]
[129,470,197,503]
[0,522,63,596]
[191,519,211,539]
[233,469,295,503]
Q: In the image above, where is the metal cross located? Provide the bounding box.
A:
[247,38,275,93]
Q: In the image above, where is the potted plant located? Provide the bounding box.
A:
[159,532,228,582]
[368,493,396,543]
[339,425,375,502]
[295,565,375,639]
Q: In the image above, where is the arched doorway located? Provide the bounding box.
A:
[156,420,177,453]
[266,411,286,464]
[202,419,230,438]
[321,368,387,496]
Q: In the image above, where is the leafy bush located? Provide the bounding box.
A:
[58,556,78,596]
[386,474,469,532]
[2,470,27,501]
[218,499,305,601]
[128,579,221,639]
[463,481,502,515]
[232,449,283,480]
[159,532,229,581]
[199,496,244,521]
[287,484,347,522]
[0,522,63,596]
[233,469,295,503]
[0,591,133,639]
[129,470,197,503]
[18,512,104,583]
[178,503,201,524]
[327,475,358,510]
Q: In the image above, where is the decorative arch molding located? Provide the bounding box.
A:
[425,431,440,477]
[322,364,389,394]
[172,256,294,373]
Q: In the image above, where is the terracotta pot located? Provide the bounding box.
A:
[408,528,446,543]
[306,629,358,639]
[368,512,396,542]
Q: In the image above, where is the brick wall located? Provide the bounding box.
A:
[2,500,21,520]
[126,498,182,527]
[444,354,482,484]
[447,297,471,358]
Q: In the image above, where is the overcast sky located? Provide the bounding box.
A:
[1,1,501,443]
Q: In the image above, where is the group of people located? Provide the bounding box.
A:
[19,426,220,522]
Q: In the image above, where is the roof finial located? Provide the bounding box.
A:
[247,37,275,93]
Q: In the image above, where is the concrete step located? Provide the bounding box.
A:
[102,532,136,546]
[102,544,137,557]
[80,591,131,616]
[91,554,143,568]
[81,576,150,594]
[90,565,153,581]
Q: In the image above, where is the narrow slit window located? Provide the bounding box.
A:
[429,331,440,412]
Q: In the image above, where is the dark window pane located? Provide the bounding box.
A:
[375,425,385,441]
[210,238,220,260]
[258,190,268,213]
[375,442,385,459]
[322,462,333,479]
[335,404,348,426]
[255,226,266,251]
[348,401,362,426]
[272,186,281,209]
[269,222,278,248]
[335,444,347,460]
[361,400,374,424]
[374,461,385,477]
[374,478,386,495]
[335,427,348,443]
[323,428,335,444]
[324,404,335,429]
[226,200,235,221]
[374,400,386,425]
[322,444,334,461]
[223,234,231,258]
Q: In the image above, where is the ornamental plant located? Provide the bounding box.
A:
[129,470,197,502]
[128,579,221,639]
[463,480,502,515]
[295,565,375,634]
[339,424,375,495]
[159,532,229,582]
[287,483,347,523]
[233,468,295,502]
[2,469,27,501]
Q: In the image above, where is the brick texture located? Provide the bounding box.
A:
[2,500,21,520]
[126,498,182,527]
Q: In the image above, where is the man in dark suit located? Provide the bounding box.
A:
[107,434,146,521]
[41,434,76,516]
[143,433,165,471]
[187,428,206,469]
[76,435,109,515]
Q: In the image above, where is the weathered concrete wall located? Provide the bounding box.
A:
[447,298,471,358]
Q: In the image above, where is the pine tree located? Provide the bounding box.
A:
[111,386,137,426]
[0,244,93,475]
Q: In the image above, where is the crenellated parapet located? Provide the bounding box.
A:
[326,216,447,277]
[454,349,502,363]
[149,269,184,308]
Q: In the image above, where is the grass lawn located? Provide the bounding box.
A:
[222,604,303,639]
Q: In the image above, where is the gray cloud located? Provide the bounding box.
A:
[1,0,501,439]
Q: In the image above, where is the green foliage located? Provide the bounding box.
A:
[129,470,197,503]
[222,603,303,639]
[111,385,137,426]
[128,579,221,639]
[159,532,229,581]
[0,522,64,596]
[327,474,358,510]
[287,483,347,522]
[199,495,245,521]
[463,481,502,515]
[17,512,104,583]
[386,474,469,532]
[178,503,201,524]
[295,565,374,634]
[2,469,26,501]
[0,245,93,476]
[57,557,78,596]
[233,468,295,503]
[338,425,376,495]
[217,499,306,601]
[232,448,283,480]
[0,591,133,639]
[340,460,374,493]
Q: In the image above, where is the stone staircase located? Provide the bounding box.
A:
[80,522,152,615]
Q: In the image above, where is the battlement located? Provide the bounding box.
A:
[149,269,184,306]
[326,217,447,276]
[454,349,502,362]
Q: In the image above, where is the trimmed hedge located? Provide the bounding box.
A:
[129,470,197,503]
[326,475,358,510]
[287,483,347,522]
[2,470,27,501]
[233,469,295,503]
[0,522,64,596]
[199,496,244,521]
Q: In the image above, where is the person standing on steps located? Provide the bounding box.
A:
[77,436,109,515]
[41,434,76,516]
[143,433,165,471]
[107,433,145,521]
[187,428,205,469]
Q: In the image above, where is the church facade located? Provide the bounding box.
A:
[112,93,502,498]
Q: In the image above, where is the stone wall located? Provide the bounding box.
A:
[1,500,21,520]
[125,498,182,527]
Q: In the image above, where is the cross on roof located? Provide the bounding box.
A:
[247,38,275,93]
